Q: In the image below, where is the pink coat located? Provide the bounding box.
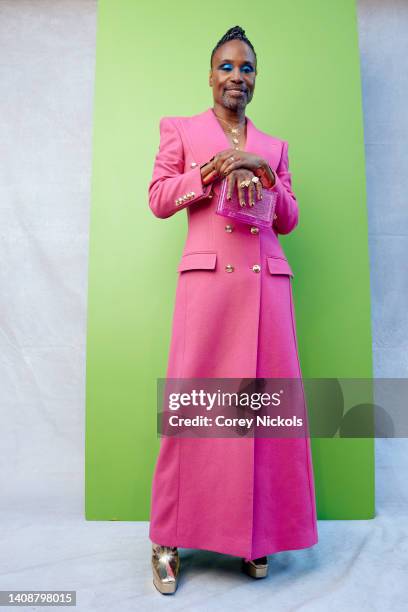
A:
[148,106,318,560]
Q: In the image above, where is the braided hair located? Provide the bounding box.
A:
[210,26,257,68]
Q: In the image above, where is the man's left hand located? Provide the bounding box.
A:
[218,152,266,177]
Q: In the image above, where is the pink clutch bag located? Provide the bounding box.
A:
[215,177,277,229]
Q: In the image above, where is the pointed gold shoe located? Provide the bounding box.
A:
[242,556,268,578]
[151,543,180,594]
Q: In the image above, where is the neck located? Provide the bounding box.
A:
[212,102,246,126]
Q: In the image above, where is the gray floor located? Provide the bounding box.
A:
[0,1,407,610]
[1,440,407,610]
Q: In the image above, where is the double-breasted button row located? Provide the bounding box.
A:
[175,191,196,206]
[224,263,261,273]
[224,224,261,235]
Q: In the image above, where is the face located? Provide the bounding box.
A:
[209,39,257,112]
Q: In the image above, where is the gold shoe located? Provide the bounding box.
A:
[242,556,268,578]
[151,543,180,594]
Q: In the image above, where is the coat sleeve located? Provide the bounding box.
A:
[271,140,299,235]
[148,116,213,219]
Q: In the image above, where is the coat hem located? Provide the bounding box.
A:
[148,527,319,560]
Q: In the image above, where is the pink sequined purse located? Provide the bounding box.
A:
[215,177,277,229]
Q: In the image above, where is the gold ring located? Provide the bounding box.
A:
[239,179,251,188]
[230,156,235,161]
[251,176,260,183]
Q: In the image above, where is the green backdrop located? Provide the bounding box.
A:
[85,0,374,521]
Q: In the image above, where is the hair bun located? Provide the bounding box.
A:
[210,25,256,68]
[228,26,245,37]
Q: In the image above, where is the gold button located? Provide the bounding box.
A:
[191,162,197,168]
[191,191,195,196]
[250,226,259,235]
[273,214,278,220]
[182,195,188,200]
[252,264,261,273]
[225,224,233,232]
[225,264,234,273]
[175,199,182,206]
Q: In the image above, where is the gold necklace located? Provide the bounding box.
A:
[214,112,246,150]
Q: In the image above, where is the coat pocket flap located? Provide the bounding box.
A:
[178,252,217,272]
[266,256,294,277]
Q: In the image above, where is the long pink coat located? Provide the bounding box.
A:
[148,106,318,561]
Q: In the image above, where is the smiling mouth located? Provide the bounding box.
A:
[226,89,246,95]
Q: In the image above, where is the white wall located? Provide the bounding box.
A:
[357,0,408,377]
[0,0,97,513]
